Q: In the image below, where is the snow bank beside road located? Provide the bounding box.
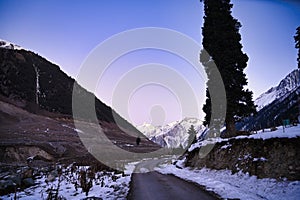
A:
[157,164,300,200]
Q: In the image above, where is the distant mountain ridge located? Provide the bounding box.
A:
[137,118,206,148]
[255,69,300,111]
[238,69,300,130]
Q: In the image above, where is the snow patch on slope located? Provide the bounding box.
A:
[255,69,300,111]
[0,39,24,50]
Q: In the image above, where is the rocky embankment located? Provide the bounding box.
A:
[186,136,300,181]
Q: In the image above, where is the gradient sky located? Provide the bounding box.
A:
[0,0,300,125]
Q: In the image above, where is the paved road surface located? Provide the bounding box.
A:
[127,171,218,200]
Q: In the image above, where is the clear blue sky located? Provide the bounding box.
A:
[0,0,299,125]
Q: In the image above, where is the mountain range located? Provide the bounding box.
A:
[137,118,206,148]
[138,69,300,145]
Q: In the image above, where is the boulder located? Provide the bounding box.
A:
[22,178,35,187]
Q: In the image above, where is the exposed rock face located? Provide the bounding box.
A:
[186,137,300,181]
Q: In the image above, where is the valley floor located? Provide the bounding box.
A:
[1,121,300,199]
[1,157,300,200]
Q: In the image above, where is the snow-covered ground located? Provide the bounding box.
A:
[161,124,300,199]
[189,124,300,152]
[1,163,135,200]
[2,124,299,199]
[243,124,300,140]
[157,164,300,200]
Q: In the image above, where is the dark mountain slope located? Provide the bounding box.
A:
[0,45,160,168]
[0,48,111,120]
[0,48,141,133]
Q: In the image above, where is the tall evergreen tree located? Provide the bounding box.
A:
[294,26,300,121]
[201,0,256,137]
[187,125,197,145]
[295,26,300,69]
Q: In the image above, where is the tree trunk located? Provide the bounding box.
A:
[225,118,236,138]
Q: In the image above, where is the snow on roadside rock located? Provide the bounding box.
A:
[156,164,300,200]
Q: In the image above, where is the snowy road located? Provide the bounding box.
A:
[127,171,218,200]
[127,157,218,200]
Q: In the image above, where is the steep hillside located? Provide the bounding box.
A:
[0,42,160,167]
[238,69,300,131]
[255,69,300,111]
[0,45,143,134]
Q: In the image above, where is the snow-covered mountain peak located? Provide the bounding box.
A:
[137,117,205,148]
[0,39,24,50]
[255,69,300,111]
[277,69,300,91]
[180,117,203,126]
